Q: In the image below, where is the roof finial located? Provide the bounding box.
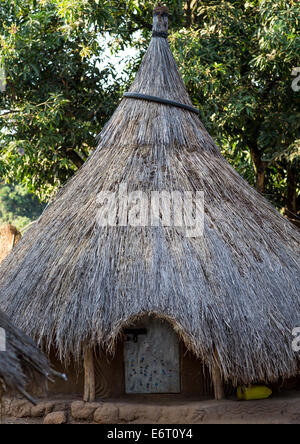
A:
[152,3,168,38]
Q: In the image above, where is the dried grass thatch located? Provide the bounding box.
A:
[0,6,299,386]
[0,224,21,264]
[0,310,59,404]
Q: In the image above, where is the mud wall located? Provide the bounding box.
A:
[0,224,21,264]
[48,342,213,399]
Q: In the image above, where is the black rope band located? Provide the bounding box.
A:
[153,11,168,17]
[152,31,168,38]
[123,92,199,115]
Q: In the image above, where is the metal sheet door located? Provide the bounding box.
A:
[124,318,180,393]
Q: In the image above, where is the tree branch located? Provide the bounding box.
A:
[128,14,152,31]
[0,109,20,118]
[65,149,85,169]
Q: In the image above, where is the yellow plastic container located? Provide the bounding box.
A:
[237,385,272,400]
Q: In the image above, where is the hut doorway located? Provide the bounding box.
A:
[124,317,180,394]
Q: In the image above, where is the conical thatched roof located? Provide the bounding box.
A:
[0,310,58,403]
[0,6,299,386]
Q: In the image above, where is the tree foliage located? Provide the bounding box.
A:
[169,1,300,214]
[0,182,45,230]
[0,0,122,199]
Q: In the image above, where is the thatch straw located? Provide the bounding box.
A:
[0,310,59,404]
[0,7,299,386]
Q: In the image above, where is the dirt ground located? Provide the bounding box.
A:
[1,390,300,424]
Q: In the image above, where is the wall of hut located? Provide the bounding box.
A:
[0,224,21,264]
[47,341,214,400]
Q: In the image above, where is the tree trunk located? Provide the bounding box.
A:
[250,148,268,194]
[287,161,297,218]
[184,0,192,27]
[256,168,266,194]
[66,149,85,169]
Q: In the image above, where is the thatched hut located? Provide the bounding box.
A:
[0,6,299,402]
[0,224,21,264]
[0,310,60,404]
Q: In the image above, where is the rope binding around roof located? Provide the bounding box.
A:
[123,92,199,115]
[152,31,168,38]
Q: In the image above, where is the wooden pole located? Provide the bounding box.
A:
[83,347,95,402]
[11,233,16,250]
[153,4,168,34]
[211,349,225,400]
[211,363,225,400]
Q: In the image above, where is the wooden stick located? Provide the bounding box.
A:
[83,347,95,402]
[11,234,15,250]
[211,349,225,400]
[211,363,225,400]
